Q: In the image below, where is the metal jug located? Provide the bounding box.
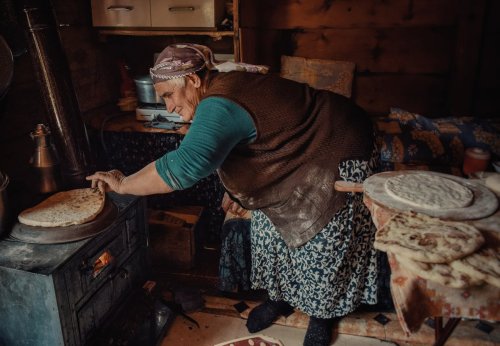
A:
[30,123,63,193]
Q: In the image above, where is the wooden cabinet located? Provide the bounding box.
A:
[92,0,241,61]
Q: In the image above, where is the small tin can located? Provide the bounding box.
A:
[463,147,491,175]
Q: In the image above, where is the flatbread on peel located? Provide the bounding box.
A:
[374,212,484,263]
[450,247,500,288]
[18,188,105,227]
[395,254,483,288]
[385,172,474,209]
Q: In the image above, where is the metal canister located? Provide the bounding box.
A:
[30,124,64,193]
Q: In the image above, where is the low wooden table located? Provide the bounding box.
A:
[363,195,500,346]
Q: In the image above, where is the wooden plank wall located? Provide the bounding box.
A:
[0,0,114,182]
[474,1,500,116]
[240,0,498,118]
[51,0,120,113]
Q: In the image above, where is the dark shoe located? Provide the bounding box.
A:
[303,316,340,346]
[246,299,294,333]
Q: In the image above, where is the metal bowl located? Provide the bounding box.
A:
[134,75,165,105]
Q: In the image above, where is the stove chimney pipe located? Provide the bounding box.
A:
[18,2,94,188]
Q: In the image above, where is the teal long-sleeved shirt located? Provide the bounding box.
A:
[155,96,257,190]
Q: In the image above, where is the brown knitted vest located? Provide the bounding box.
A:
[204,72,373,248]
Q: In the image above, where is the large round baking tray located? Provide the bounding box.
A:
[363,170,498,220]
[9,199,118,244]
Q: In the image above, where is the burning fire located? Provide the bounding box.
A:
[93,250,114,278]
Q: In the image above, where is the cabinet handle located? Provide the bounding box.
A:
[107,5,134,11]
[168,6,195,12]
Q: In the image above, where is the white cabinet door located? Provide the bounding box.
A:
[91,0,151,27]
[150,0,224,29]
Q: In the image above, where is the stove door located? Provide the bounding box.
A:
[77,248,148,343]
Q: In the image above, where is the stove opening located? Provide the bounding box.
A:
[93,250,114,278]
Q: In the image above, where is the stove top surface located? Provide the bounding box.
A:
[9,199,118,244]
[0,193,137,275]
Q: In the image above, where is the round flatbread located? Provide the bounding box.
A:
[450,247,500,288]
[374,212,484,263]
[384,172,474,209]
[396,254,483,288]
[18,188,105,227]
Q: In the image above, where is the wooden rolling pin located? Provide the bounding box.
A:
[334,181,364,193]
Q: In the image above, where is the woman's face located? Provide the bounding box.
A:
[155,74,202,122]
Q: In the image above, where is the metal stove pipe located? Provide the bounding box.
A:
[18,2,94,188]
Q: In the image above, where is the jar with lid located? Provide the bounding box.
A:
[462,147,491,176]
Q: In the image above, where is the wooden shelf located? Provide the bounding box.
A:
[95,0,240,61]
[98,29,235,40]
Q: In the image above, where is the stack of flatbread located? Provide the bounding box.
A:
[374,212,500,289]
[18,188,105,227]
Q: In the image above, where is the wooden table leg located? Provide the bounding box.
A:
[433,317,461,346]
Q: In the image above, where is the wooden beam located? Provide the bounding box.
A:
[233,0,241,61]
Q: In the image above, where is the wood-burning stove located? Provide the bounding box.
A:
[0,193,149,346]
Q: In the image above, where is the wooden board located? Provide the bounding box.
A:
[363,171,498,220]
[280,55,355,97]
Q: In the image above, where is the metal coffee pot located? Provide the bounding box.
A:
[30,123,63,193]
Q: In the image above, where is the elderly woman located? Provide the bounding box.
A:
[87,43,379,346]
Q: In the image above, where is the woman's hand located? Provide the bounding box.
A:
[221,192,247,217]
[86,169,126,194]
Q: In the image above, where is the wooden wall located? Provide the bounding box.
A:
[1,0,499,185]
[239,0,500,118]
[0,0,118,187]
[474,0,500,116]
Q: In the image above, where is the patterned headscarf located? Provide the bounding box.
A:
[150,43,268,83]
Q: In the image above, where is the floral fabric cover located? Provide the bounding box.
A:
[375,108,500,175]
[364,196,500,335]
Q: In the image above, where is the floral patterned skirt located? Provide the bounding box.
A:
[250,153,379,318]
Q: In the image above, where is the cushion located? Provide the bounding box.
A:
[375,108,500,171]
